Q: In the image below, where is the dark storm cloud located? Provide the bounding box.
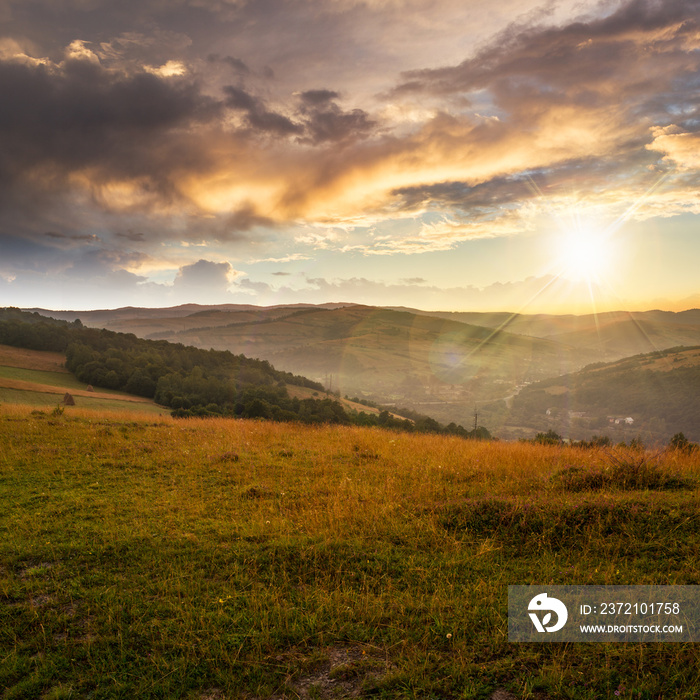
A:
[222,83,374,142]
[299,89,340,106]
[222,84,260,111]
[0,55,220,189]
[391,177,534,212]
[249,109,303,137]
[225,204,276,232]
[386,147,678,225]
[396,0,699,120]
[207,53,250,73]
[296,91,376,145]
[116,231,146,242]
[223,84,303,136]
[44,232,100,242]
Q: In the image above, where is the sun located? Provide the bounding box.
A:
[556,225,614,283]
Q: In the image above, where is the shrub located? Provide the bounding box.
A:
[551,451,694,492]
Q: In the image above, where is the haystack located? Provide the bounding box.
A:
[63,392,75,406]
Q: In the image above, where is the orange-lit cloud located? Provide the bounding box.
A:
[648,126,700,171]
[2,0,700,311]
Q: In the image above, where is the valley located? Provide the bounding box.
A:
[33,303,700,443]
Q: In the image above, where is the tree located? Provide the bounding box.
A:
[124,369,157,398]
[534,429,562,445]
[668,432,697,453]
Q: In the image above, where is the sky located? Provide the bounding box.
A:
[1,0,699,314]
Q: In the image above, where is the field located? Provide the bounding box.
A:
[1,404,700,699]
[284,385,409,422]
[0,345,166,417]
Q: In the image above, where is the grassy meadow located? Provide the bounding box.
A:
[0,345,165,417]
[1,404,700,699]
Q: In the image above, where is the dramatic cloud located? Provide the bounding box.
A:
[207,53,250,74]
[296,90,375,145]
[648,126,700,170]
[2,0,700,311]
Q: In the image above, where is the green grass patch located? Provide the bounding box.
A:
[0,366,87,391]
[1,408,699,698]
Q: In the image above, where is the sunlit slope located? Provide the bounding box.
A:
[31,303,700,431]
[395,308,700,360]
[506,345,700,442]
[540,318,700,357]
[2,406,699,698]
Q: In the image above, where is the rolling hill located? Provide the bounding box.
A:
[0,344,165,415]
[30,303,605,428]
[24,303,700,437]
[502,345,700,443]
[391,307,700,359]
[1,308,485,438]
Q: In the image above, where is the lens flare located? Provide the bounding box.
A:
[557,226,613,282]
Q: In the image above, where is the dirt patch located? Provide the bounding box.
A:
[18,561,54,579]
[29,594,55,607]
[490,690,518,700]
[278,646,394,699]
[199,690,226,700]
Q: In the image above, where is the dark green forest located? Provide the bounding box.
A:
[0,308,487,438]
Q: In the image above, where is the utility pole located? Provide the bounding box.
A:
[473,406,478,433]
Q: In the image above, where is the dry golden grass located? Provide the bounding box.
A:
[0,343,69,372]
[0,376,155,403]
[2,404,699,699]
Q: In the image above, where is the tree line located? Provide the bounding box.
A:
[0,308,490,438]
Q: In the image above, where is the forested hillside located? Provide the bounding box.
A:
[505,346,700,442]
[0,308,486,438]
[34,303,599,431]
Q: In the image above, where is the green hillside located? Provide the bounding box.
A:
[41,304,601,428]
[503,345,700,443]
[0,309,486,439]
[0,346,166,416]
[2,407,699,699]
[26,303,700,437]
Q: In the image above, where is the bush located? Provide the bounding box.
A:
[534,429,562,445]
[551,451,694,492]
[668,432,698,453]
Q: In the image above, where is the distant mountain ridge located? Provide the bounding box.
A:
[25,302,355,326]
[388,307,700,357]
[22,303,700,439]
